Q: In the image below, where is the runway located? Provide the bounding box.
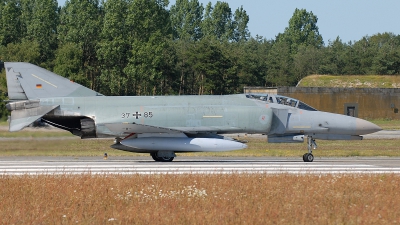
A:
[1,156,400,175]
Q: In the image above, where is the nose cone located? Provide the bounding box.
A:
[355,118,382,135]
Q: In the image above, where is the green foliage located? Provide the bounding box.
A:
[279,8,323,53]
[293,45,321,82]
[126,0,170,42]
[58,0,102,90]
[53,42,88,85]
[266,40,293,86]
[188,38,226,94]
[1,2,400,100]
[298,75,400,88]
[125,32,173,96]
[25,0,59,65]
[371,33,400,75]
[318,37,345,75]
[0,0,24,45]
[231,37,270,88]
[202,1,234,41]
[232,6,250,42]
[0,69,9,120]
[170,0,203,41]
[0,40,41,64]
[96,0,130,95]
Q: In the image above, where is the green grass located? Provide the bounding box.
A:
[0,137,399,158]
[0,129,74,138]
[299,74,400,88]
[368,119,400,130]
[0,139,133,156]
[185,137,400,157]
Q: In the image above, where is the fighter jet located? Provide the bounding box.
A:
[3,62,382,162]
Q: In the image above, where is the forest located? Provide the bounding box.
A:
[0,0,400,113]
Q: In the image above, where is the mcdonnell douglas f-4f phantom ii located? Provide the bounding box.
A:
[3,62,382,162]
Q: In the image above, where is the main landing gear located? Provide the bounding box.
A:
[150,152,174,162]
[303,136,317,162]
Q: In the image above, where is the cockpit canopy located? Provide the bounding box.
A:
[246,94,317,111]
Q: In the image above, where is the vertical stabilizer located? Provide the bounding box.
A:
[5,62,102,100]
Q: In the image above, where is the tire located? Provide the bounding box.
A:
[302,153,308,162]
[306,153,314,162]
[150,152,160,161]
[150,153,174,162]
[159,157,174,162]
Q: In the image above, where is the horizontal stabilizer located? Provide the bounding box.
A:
[9,105,59,132]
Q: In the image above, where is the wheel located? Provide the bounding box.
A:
[158,156,174,162]
[302,153,308,162]
[303,153,314,162]
[150,153,174,162]
[150,152,160,161]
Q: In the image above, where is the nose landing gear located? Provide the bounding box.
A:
[303,136,317,162]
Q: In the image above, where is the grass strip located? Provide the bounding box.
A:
[0,138,400,157]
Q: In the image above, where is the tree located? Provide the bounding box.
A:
[0,0,24,46]
[341,41,362,75]
[202,1,234,41]
[97,0,130,95]
[370,33,400,75]
[57,0,102,89]
[318,37,346,75]
[125,32,176,96]
[0,70,8,120]
[170,0,203,41]
[352,36,375,74]
[170,0,205,94]
[232,6,250,42]
[25,0,59,66]
[124,0,174,96]
[53,42,85,85]
[293,45,321,81]
[0,40,40,64]
[266,40,293,86]
[125,0,170,43]
[187,38,234,95]
[234,37,270,88]
[279,8,323,54]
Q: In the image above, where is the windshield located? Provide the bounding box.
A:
[246,94,317,111]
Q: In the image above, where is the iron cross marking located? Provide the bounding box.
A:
[133,111,141,119]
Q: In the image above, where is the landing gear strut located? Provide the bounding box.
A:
[303,136,317,162]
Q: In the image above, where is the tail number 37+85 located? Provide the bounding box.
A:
[121,111,153,119]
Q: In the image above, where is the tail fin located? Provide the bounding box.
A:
[5,62,102,131]
[5,62,102,100]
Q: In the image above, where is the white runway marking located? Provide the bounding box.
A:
[1,157,400,175]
